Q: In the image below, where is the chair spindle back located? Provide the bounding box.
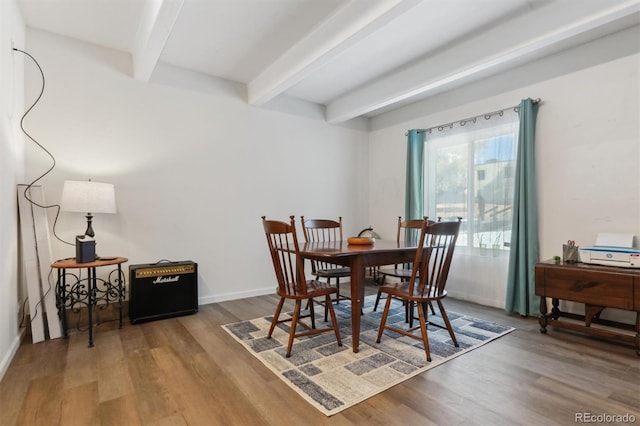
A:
[301,216,343,273]
[397,217,425,246]
[262,216,306,296]
[411,218,461,299]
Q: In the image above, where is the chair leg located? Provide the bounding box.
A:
[305,294,321,327]
[374,289,382,312]
[324,291,329,323]
[268,297,285,338]
[416,300,432,362]
[407,300,433,327]
[325,294,343,347]
[335,278,340,304]
[376,295,393,343]
[373,267,382,285]
[286,299,302,358]
[437,300,458,347]
[309,298,316,329]
[420,301,430,320]
[373,275,386,311]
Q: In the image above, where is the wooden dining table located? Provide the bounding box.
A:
[299,239,419,353]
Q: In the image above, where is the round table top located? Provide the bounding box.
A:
[51,256,128,269]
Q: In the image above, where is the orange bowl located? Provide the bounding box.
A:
[347,237,374,245]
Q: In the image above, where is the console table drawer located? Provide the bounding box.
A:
[543,268,634,310]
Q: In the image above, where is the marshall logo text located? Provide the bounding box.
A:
[153,275,180,284]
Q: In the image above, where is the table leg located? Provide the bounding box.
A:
[88,267,96,348]
[117,264,124,328]
[538,296,547,334]
[58,268,68,338]
[349,257,364,353]
[551,298,560,320]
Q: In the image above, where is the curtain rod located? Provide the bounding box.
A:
[405,98,541,136]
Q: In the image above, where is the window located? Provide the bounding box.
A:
[424,111,519,254]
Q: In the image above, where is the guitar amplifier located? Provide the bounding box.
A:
[129,261,198,324]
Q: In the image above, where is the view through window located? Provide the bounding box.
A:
[424,111,519,254]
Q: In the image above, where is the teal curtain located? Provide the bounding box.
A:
[405,130,425,244]
[505,98,540,316]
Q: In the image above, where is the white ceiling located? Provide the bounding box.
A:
[18,0,640,123]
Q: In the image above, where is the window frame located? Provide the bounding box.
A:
[423,116,519,256]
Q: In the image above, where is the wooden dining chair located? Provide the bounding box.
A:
[262,216,342,358]
[300,216,351,307]
[373,217,438,316]
[376,217,461,361]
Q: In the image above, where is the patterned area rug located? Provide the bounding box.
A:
[222,295,514,416]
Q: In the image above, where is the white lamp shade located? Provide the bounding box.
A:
[61,180,117,214]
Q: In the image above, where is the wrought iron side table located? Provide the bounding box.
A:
[52,256,127,347]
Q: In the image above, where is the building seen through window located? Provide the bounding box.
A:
[424,116,519,253]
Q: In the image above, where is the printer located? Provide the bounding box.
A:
[578,233,640,268]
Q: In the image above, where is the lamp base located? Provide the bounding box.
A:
[84,213,95,237]
[76,235,96,263]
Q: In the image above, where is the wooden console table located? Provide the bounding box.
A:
[52,256,127,347]
[535,260,639,355]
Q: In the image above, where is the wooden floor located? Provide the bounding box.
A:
[1,280,639,426]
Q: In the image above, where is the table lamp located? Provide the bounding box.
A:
[60,180,117,238]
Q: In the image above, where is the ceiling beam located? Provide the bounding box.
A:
[326,0,640,123]
[132,0,184,81]
[247,0,422,106]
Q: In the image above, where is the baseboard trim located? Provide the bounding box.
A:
[0,329,25,382]
[199,287,274,306]
[445,290,505,310]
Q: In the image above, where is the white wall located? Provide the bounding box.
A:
[368,26,640,312]
[0,0,25,380]
[23,28,370,306]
